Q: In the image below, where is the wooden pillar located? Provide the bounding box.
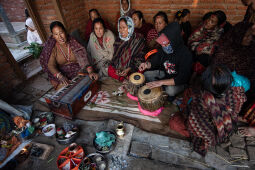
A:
[0,36,26,80]
[52,0,68,31]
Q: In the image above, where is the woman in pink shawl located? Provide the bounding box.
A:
[40,21,98,90]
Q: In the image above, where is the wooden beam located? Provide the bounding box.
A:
[0,36,26,80]
[52,0,68,31]
[24,0,47,42]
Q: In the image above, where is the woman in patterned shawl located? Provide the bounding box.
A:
[214,22,255,99]
[188,11,226,74]
[146,11,168,50]
[132,10,153,39]
[108,16,145,81]
[87,18,115,78]
[40,21,98,90]
[169,65,247,155]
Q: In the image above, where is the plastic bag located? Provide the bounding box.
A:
[231,71,250,92]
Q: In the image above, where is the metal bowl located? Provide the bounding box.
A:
[79,153,106,170]
[93,131,117,154]
[56,130,79,145]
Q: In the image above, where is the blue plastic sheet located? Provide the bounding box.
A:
[231,71,250,92]
[95,131,116,147]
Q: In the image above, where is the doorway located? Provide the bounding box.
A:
[0,0,45,79]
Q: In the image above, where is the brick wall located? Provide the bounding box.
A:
[33,0,57,36]
[31,0,247,39]
[84,0,247,29]
[0,0,26,22]
[59,0,87,37]
[0,38,22,99]
[32,0,87,38]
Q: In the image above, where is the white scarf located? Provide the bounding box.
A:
[120,0,131,16]
[118,16,134,41]
[25,17,35,30]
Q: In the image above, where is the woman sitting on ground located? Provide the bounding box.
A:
[147,11,168,50]
[87,18,115,78]
[139,22,192,100]
[188,11,226,74]
[132,10,153,38]
[85,9,111,42]
[40,21,98,90]
[214,10,232,35]
[169,64,247,156]
[214,22,255,137]
[214,22,255,99]
[175,9,192,45]
[108,16,145,81]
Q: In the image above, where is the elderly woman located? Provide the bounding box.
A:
[40,21,98,90]
[169,64,247,155]
[132,10,153,38]
[147,11,168,50]
[87,18,115,77]
[188,11,226,74]
[84,9,111,42]
[108,16,145,81]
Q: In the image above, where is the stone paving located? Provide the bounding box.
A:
[0,22,25,33]
[5,73,255,170]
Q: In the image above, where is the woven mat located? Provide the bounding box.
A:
[38,78,183,138]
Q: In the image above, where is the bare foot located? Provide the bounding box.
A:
[238,127,255,137]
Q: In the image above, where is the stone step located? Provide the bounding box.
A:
[0,22,27,45]
[8,40,32,62]
[20,58,42,79]
[130,127,209,169]
[107,119,134,156]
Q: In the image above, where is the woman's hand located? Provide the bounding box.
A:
[58,75,70,86]
[89,72,99,80]
[146,80,164,89]
[116,69,122,76]
[119,67,131,77]
[139,62,151,72]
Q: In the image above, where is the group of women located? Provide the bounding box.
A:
[40,0,255,156]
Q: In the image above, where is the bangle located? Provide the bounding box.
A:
[87,66,93,73]
[56,72,62,79]
[146,61,151,69]
[53,72,59,77]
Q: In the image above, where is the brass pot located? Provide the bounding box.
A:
[116,122,125,138]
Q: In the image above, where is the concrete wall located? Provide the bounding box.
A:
[0,0,26,22]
